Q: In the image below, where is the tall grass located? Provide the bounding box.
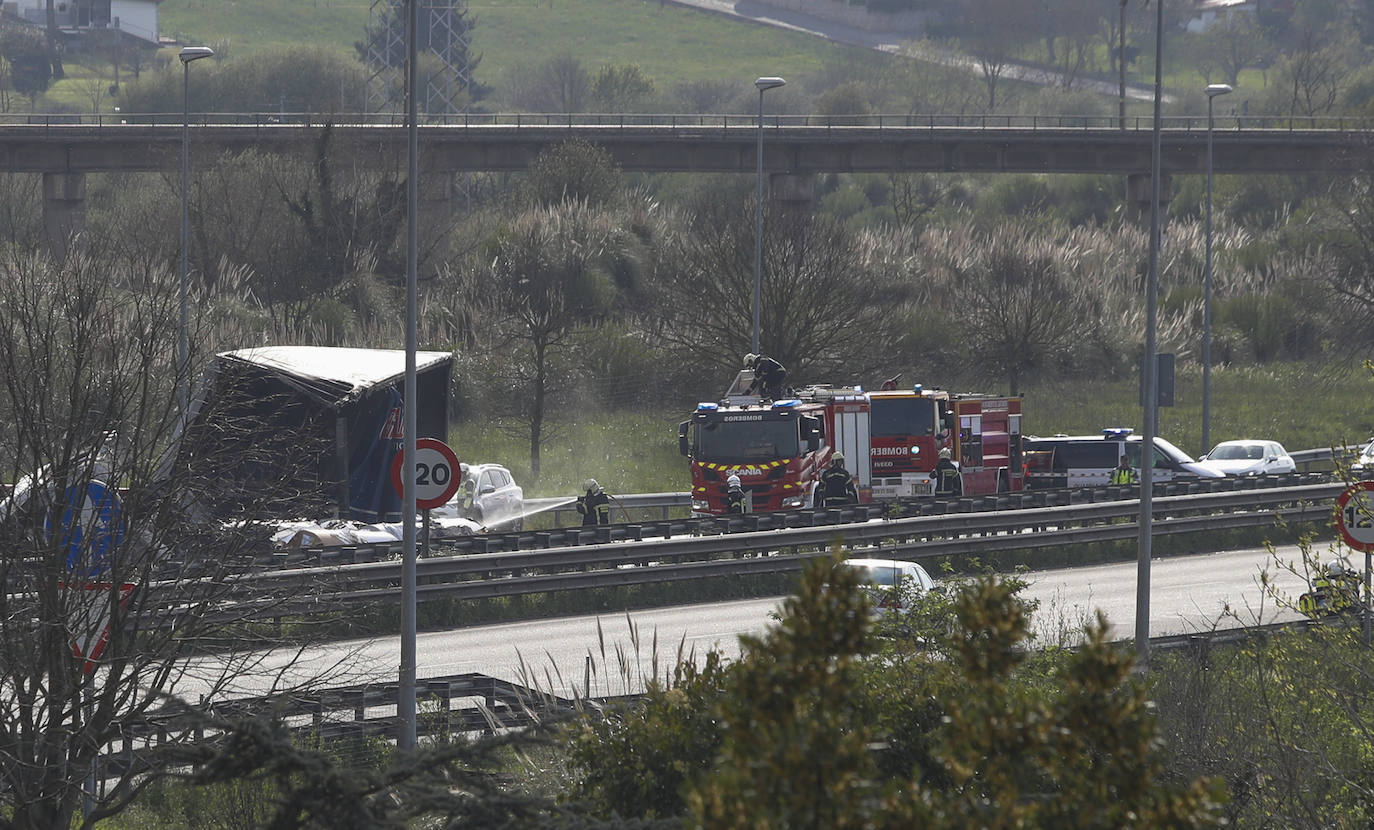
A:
[450,361,1374,497]
[1023,361,1374,458]
[447,409,686,498]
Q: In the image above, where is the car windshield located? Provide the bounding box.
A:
[1153,437,1196,464]
[696,415,800,462]
[1210,443,1262,460]
[870,397,937,437]
[848,564,915,587]
[1363,443,1374,462]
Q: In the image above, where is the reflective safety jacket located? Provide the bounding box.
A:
[820,466,858,506]
[577,490,611,526]
[934,459,962,496]
[1110,466,1138,486]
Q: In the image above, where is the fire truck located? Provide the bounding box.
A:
[868,387,1024,499]
[679,373,1023,515]
[677,374,870,515]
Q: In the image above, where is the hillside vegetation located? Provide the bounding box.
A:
[159,0,863,98]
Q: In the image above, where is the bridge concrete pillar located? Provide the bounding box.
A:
[43,172,86,261]
[769,172,814,208]
[1125,172,1172,223]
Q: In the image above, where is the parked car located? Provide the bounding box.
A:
[452,463,524,531]
[836,558,937,617]
[1023,428,1226,489]
[1200,440,1296,476]
[1353,440,1374,478]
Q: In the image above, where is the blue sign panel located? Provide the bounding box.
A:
[47,480,126,579]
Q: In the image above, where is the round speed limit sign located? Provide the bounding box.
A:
[391,437,462,510]
[1337,481,1374,552]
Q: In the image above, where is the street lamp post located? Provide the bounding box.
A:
[1136,0,1163,671]
[178,46,213,416]
[1202,83,1233,458]
[753,76,785,357]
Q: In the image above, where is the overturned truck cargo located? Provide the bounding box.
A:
[166,346,453,522]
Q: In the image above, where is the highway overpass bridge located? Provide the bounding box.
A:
[20,112,1372,253]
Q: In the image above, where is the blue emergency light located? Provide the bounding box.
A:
[912,384,923,394]
[772,399,801,409]
[696,402,719,411]
[1103,427,1134,439]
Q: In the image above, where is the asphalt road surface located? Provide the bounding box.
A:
[197,540,1334,701]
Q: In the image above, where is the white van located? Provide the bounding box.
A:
[1024,428,1226,489]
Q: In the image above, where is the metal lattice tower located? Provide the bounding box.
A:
[365,0,476,117]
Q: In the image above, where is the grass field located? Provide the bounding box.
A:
[157,0,862,97]
[453,361,1374,499]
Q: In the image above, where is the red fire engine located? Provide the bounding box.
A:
[679,373,1024,515]
[868,387,1025,498]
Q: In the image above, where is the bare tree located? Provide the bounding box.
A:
[957,0,1031,110]
[929,220,1100,394]
[1197,14,1273,88]
[506,53,589,113]
[651,202,914,385]
[0,250,345,828]
[1272,36,1353,117]
[458,200,636,479]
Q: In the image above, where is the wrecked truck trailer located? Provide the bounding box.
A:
[163,346,453,523]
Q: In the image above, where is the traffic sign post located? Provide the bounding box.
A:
[392,436,461,746]
[46,479,131,672]
[1336,482,1374,647]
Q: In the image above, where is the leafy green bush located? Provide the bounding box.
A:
[567,652,731,819]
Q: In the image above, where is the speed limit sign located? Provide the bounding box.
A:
[1337,481,1374,552]
[391,437,462,510]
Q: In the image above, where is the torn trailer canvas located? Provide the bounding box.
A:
[166,346,453,522]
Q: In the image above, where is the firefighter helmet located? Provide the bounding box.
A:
[939,448,952,459]
[743,353,758,368]
[727,474,741,488]
[1328,558,1347,577]
[583,478,600,493]
[831,452,844,465]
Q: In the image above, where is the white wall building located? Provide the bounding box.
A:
[8,0,162,45]
[1186,0,1256,34]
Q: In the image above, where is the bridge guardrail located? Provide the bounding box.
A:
[9,111,1374,132]
[260,472,1331,568]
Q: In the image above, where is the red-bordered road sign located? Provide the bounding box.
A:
[1337,481,1374,552]
[60,581,136,675]
[391,437,462,511]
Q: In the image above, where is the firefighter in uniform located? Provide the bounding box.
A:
[743,353,788,400]
[725,474,748,514]
[819,452,858,507]
[934,448,962,497]
[1110,455,1138,486]
[577,478,611,526]
[1322,558,1360,611]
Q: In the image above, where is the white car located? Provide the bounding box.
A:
[1201,440,1296,476]
[447,463,525,531]
[1353,440,1374,478]
[836,558,936,616]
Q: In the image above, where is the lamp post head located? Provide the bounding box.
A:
[179,46,214,64]
[1204,83,1233,98]
[754,76,786,92]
